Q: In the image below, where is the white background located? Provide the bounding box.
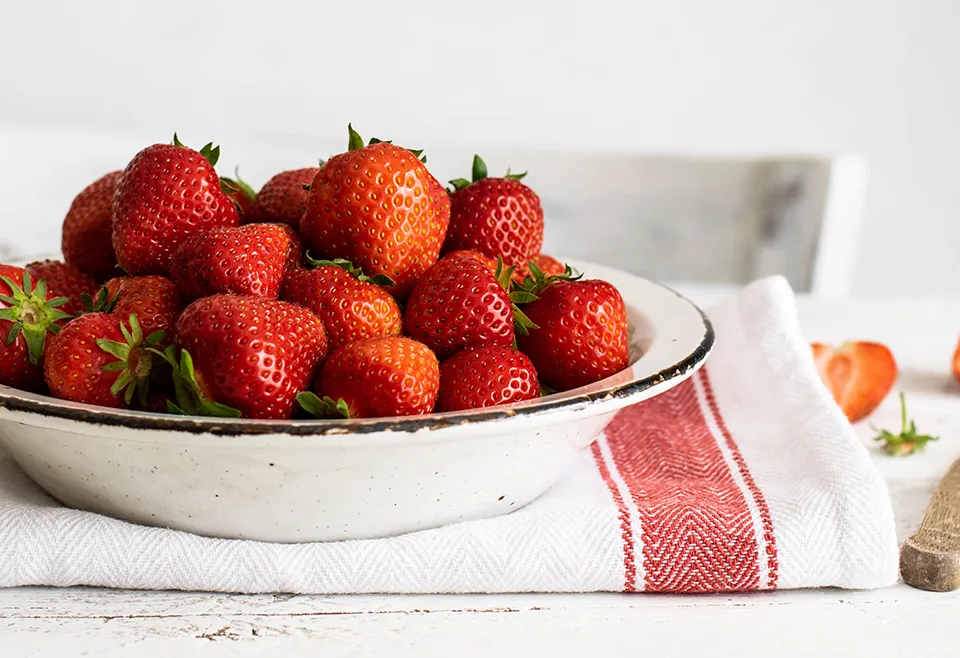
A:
[1,0,957,294]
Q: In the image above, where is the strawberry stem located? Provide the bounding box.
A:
[95,313,165,406]
[0,272,72,365]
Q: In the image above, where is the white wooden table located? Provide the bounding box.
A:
[3,288,960,657]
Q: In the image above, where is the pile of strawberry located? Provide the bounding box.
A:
[0,127,630,420]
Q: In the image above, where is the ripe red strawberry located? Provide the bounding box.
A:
[113,135,240,275]
[169,223,295,299]
[220,168,259,220]
[281,259,401,353]
[442,155,544,269]
[171,295,328,419]
[279,223,304,270]
[250,167,319,228]
[0,266,71,391]
[811,341,897,422]
[299,336,438,419]
[25,260,98,317]
[516,279,630,392]
[405,252,536,359]
[436,345,540,412]
[61,171,123,282]
[953,337,960,387]
[300,125,450,298]
[102,275,184,341]
[44,313,165,407]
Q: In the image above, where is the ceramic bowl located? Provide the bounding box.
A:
[0,259,713,542]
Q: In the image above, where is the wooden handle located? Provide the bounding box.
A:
[900,457,960,591]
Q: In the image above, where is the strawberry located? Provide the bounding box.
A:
[61,171,123,282]
[113,134,240,275]
[298,336,438,419]
[404,253,536,360]
[169,223,295,299]
[220,167,259,220]
[953,336,960,387]
[170,295,328,419]
[25,260,99,317]
[811,341,898,422]
[281,258,401,353]
[442,155,544,269]
[100,275,184,341]
[279,223,305,270]
[250,167,319,228]
[516,277,629,392]
[300,124,450,298]
[0,266,71,391]
[436,345,540,412]
[44,313,164,407]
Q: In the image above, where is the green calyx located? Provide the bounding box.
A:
[304,254,396,287]
[0,272,72,365]
[345,123,427,163]
[96,313,165,406]
[171,132,221,167]
[81,285,121,314]
[517,260,582,297]
[149,345,242,418]
[297,391,351,419]
[492,256,539,336]
[220,166,257,204]
[448,155,528,192]
[872,392,939,457]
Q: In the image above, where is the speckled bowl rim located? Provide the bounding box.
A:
[0,263,714,436]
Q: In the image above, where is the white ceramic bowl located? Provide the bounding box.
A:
[0,259,713,543]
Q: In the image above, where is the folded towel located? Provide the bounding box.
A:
[0,276,898,593]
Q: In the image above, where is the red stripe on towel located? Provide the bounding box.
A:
[697,369,780,588]
[601,376,763,592]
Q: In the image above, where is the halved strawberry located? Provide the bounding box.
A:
[811,341,898,422]
[953,337,960,386]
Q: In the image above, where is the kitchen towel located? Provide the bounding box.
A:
[0,275,899,593]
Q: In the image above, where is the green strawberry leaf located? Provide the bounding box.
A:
[505,168,528,181]
[303,254,397,287]
[472,154,488,182]
[297,391,351,419]
[448,178,472,192]
[82,285,121,314]
[149,345,242,418]
[347,123,365,151]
